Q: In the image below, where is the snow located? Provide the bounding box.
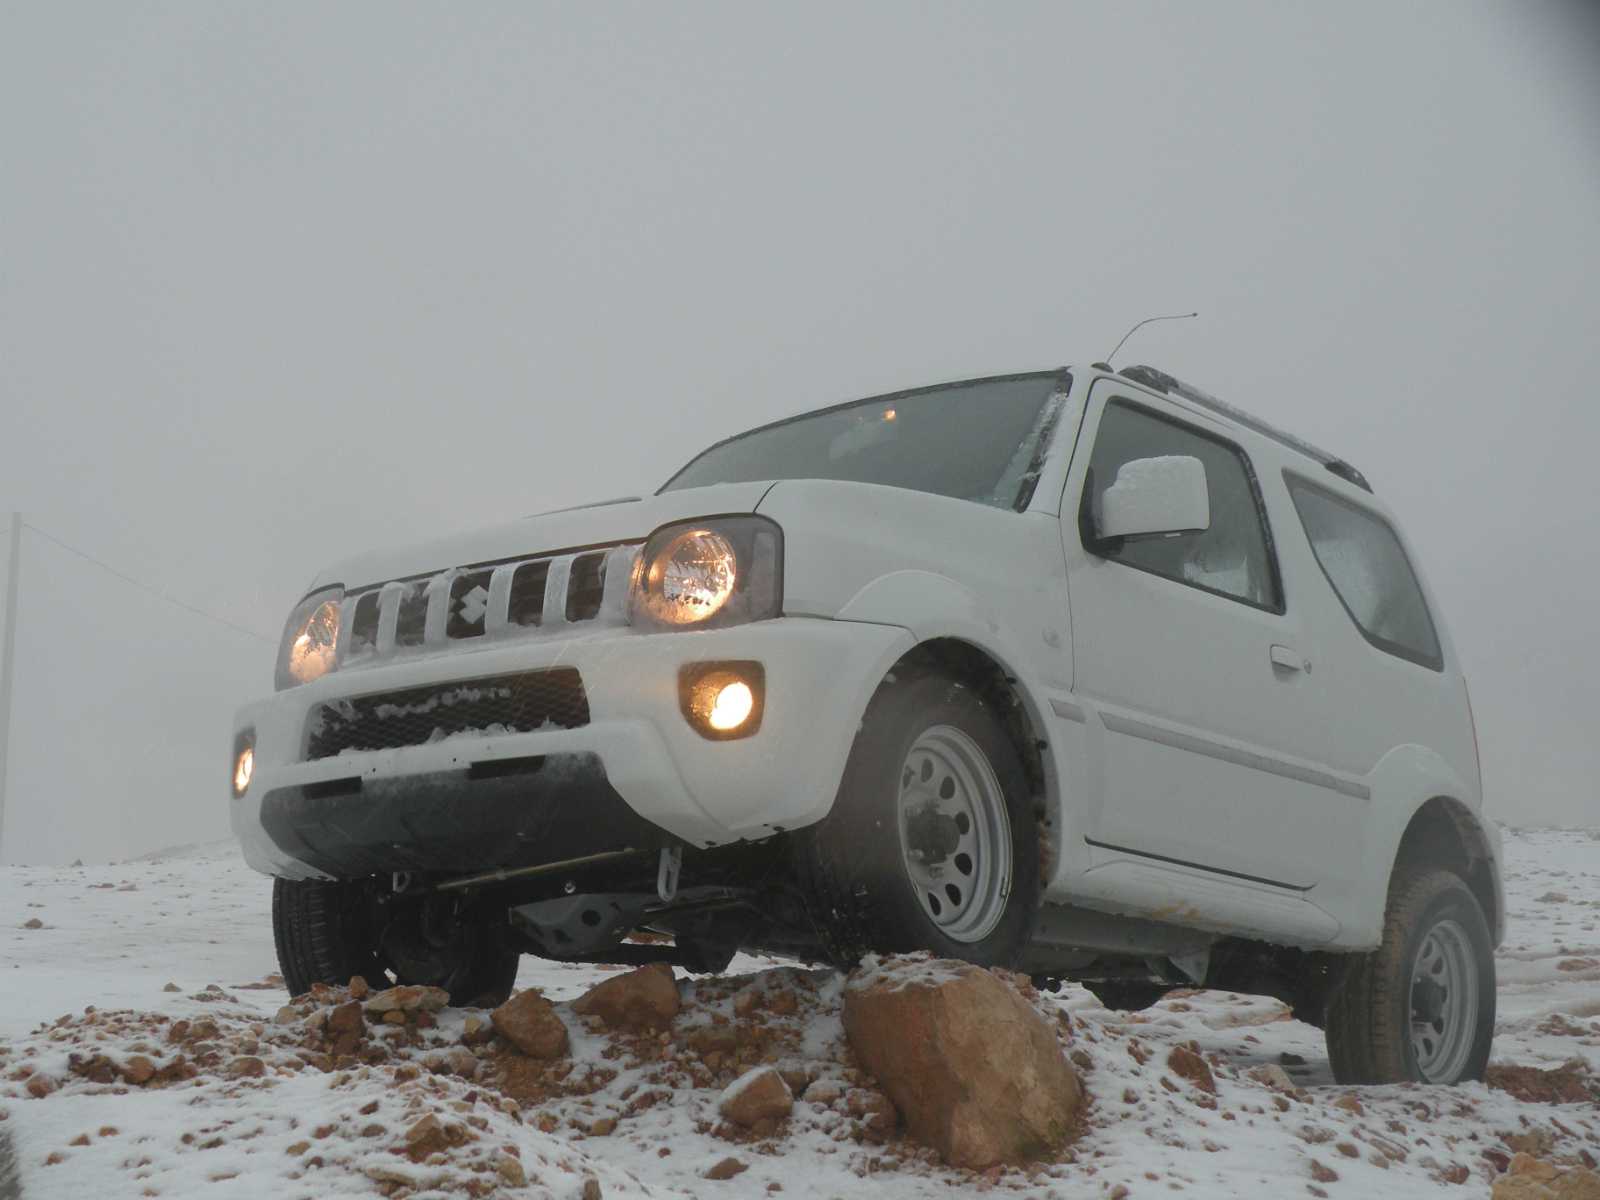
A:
[2,828,1598,1198]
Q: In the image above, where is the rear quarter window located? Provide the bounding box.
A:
[1285,475,1443,671]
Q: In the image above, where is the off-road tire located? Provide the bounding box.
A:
[273,877,520,1006]
[794,671,1040,970]
[1324,866,1495,1084]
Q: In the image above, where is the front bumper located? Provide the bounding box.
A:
[231,617,914,880]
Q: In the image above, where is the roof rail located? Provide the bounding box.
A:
[1117,364,1373,493]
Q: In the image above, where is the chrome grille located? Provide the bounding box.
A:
[337,544,638,668]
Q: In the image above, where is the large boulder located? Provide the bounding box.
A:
[572,963,681,1031]
[841,957,1084,1169]
[491,990,571,1059]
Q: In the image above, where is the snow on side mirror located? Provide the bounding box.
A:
[1095,454,1211,541]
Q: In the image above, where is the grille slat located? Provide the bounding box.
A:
[339,545,637,667]
[306,668,589,760]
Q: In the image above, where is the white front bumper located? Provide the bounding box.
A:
[230,617,914,879]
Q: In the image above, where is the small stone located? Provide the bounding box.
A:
[802,1079,843,1105]
[581,1178,603,1200]
[70,1134,90,1147]
[492,991,571,1059]
[1334,1093,1364,1116]
[383,1010,407,1026]
[462,1015,492,1045]
[274,1005,300,1025]
[718,1067,794,1127]
[22,918,42,930]
[572,963,681,1031]
[1249,1064,1296,1092]
[590,1117,617,1137]
[326,1001,365,1037]
[1309,1160,1339,1184]
[25,1074,55,1098]
[226,1056,266,1078]
[348,975,370,1000]
[123,1056,157,1085]
[404,1114,449,1160]
[1166,1045,1216,1094]
[705,1157,748,1180]
[162,982,181,993]
[286,1141,310,1156]
[497,1154,527,1187]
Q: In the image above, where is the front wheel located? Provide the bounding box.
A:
[273,877,520,1006]
[1324,866,1495,1084]
[795,672,1040,969]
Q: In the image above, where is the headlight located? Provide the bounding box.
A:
[275,586,343,690]
[630,517,782,632]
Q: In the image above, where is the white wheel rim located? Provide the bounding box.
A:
[1409,917,1479,1082]
[895,724,1012,944]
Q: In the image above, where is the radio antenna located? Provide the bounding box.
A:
[1105,311,1198,365]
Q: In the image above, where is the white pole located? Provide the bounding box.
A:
[0,513,20,863]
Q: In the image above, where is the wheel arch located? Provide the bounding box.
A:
[882,635,1057,868]
[1387,796,1504,946]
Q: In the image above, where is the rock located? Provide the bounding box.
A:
[581,1178,603,1200]
[368,985,450,1015]
[589,1117,617,1137]
[122,1056,157,1085]
[348,975,371,1000]
[404,1114,449,1160]
[1310,1159,1339,1184]
[572,963,681,1031]
[21,918,42,930]
[445,1046,479,1078]
[1512,1156,1561,1183]
[841,958,1083,1169]
[491,991,571,1059]
[25,1074,55,1098]
[1494,1179,1558,1200]
[326,1001,365,1037]
[1555,1169,1600,1200]
[1334,1093,1364,1116]
[496,1153,527,1187]
[162,982,181,993]
[274,1006,300,1025]
[462,1015,493,1045]
[717,1066,794,1127]
[704,1157,748,1180]
[1249,1064,1296,1092]
[226,1056,266,1078]
[1166,1045,1215,1094]
[802,1079,844,1105]
[382,1010,406,1026]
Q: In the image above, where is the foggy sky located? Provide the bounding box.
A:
[3,1,1598,864]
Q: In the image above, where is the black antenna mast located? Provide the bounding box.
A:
[1105,311,1198,365]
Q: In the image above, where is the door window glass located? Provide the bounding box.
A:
[1285,477,1443,670]
[1083,399,1282,611]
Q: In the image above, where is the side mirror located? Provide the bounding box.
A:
[1094,455,1211,541]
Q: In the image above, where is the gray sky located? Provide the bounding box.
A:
[3,1,1598,863]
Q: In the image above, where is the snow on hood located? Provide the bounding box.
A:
[307,481,776,594]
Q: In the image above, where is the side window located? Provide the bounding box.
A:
[1284,477,1443,670]
[1082,399,1283,611]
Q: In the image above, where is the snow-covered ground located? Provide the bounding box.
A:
[2,828,1597,1198]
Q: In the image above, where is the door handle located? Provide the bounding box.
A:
[1270,644,1309,673]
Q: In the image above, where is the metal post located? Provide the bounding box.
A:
[0,513,20,863]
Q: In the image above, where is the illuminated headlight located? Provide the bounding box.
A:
[232,729,255,797]
[630,517,782,632]
[275,586,343,690]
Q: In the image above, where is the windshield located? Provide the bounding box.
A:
[661,372,1068,510]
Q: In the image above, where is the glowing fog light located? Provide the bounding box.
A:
[232,731,256,797]
[708,681,755,731]
[679,662,765,740]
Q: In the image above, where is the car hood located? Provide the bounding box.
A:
[307,481,776,594]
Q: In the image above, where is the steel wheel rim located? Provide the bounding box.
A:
[895,724,1012,943]
[1408,917,1479,1082]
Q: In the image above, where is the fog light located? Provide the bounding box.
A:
[680,662,765,740]
[232,731,255,797]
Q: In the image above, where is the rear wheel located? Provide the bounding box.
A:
[795,672,1040,969]
[1324,866,1495,1084]
[273,877,520,1006]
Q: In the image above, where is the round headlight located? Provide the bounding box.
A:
[639,529,738,625]
[286,599,340,685]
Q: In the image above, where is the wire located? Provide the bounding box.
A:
[20,522,275,645]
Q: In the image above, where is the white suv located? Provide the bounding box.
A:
[232,363,1501,1085]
